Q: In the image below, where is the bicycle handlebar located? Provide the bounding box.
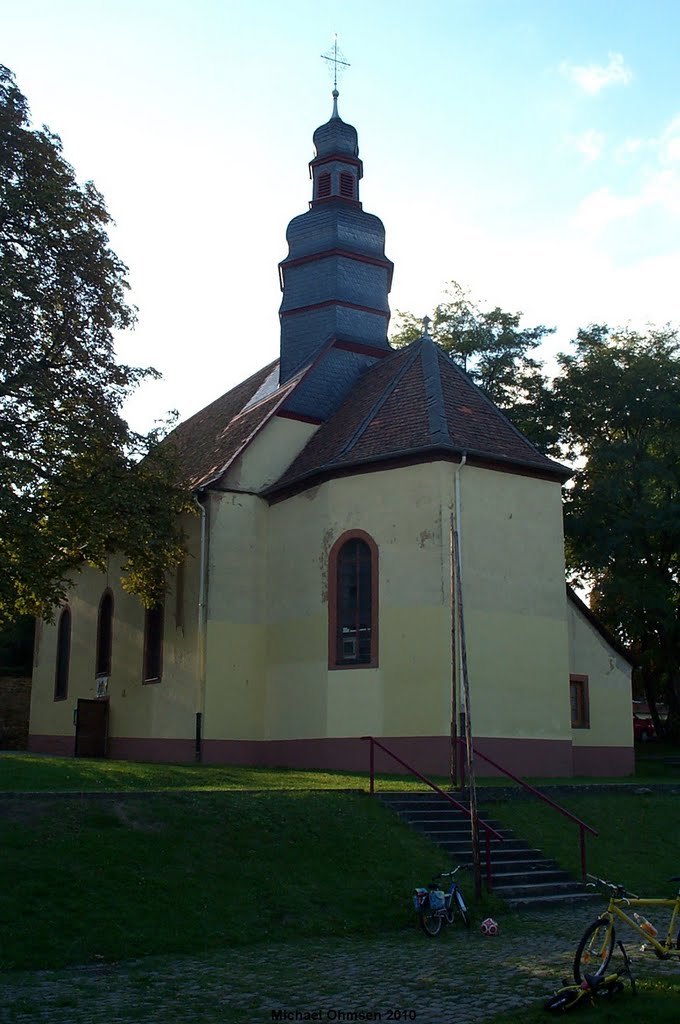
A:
[585,873,639,899]
[433,865,462,880]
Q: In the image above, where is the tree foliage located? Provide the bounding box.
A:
[391,281,558,451]
[555,325,680,737]
[0,64,191,624]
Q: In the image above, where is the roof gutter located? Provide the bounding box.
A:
[264,442,571,503]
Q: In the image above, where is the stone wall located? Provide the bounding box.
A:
[0,676,32,749]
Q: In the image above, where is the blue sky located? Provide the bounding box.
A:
[4,0,680,430]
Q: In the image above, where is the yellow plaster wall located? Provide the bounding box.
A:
[264,463,453,741]
[206,459,574,746]
[202,490,269,739]
[29,513,202,743]
[221,415,318,492]
[456,465,572,741]
[567,600,633,747]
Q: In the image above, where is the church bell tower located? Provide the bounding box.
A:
[278,88,394,393]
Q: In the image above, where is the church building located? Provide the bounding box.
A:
[28,90,634,777]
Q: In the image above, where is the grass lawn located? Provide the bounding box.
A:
[2,746,680,987]
[1,788,471,971]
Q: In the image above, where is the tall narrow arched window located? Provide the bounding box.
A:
[96,590,114,678]
[328,530,379,669]
[143,603,164,683]
[54,606,71,701]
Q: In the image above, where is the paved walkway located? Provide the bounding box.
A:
[2,906,678,1024]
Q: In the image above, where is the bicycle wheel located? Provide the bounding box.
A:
[574,918,615,983]
[419,908,443,937]
[454,889,471,929]
[544,989,584,1013]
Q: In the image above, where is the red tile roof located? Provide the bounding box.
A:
[164,336,569,497]
[267,338,569,494]
[163,360,286,489]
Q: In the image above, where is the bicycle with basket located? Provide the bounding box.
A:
[413,865,470,937]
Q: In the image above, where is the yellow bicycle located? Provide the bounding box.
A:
[574,873,680,982]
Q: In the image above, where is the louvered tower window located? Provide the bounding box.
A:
[340,172,354,198]
[317,173,331,198]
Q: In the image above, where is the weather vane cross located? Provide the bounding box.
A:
[321,34,350,91]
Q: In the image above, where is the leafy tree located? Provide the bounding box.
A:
[391,282,557,451]
[0,64,191,624]
[555,325,680,738]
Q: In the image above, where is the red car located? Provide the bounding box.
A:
[633,714,656,742]
[632,701,667,742]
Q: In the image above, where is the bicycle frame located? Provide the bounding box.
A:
[601,895,680,957]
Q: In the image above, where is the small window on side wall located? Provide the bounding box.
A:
[328,530,378,669]
[570,674,590,729]
[143,604,164,683]
[54,606,71,701]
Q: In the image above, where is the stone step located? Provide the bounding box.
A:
[493,881,596,903]
[458,859,567,879]
[426,839,536,856]
[505,891,601,910]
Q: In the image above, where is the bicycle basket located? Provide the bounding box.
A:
[413,887,429,911]
[429,889,446,911]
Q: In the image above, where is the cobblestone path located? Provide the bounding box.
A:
[2,907,678,1024]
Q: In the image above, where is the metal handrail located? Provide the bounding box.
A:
[452,737,598,880]
[361,736,503,891]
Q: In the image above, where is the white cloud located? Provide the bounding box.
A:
[572,186,643,233]
[560,52,632,95]
[572,129,605,162]
[572,169,680,235]
[659,116,680,164]
[615,137,644,163]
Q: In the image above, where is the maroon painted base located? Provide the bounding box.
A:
[28,734,75,757]
[572,744,634,777]
[26,732,634,778]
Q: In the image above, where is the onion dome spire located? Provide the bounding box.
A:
[277,85,393,397]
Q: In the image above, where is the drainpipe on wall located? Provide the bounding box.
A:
[193,489,208,762]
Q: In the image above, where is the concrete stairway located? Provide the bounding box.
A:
[380,791,598,909]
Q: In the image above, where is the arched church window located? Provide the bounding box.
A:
[328,531,379,668]
[54,606,71,701]
[339,172,354,198]
[317,173,331,198]
[96,590,114,678]
[143,603,164,683]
